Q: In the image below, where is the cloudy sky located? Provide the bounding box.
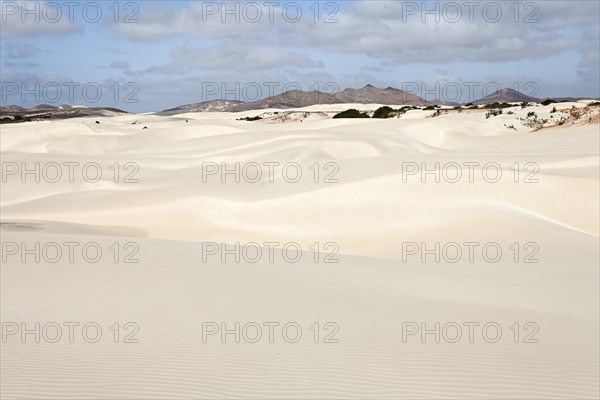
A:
[1,0,599,112]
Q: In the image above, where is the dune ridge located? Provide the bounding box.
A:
[1,102,598,399]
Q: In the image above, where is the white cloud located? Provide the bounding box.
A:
[3,41,41,58]
[109,0,598,65]
[109,60,130,70]
[0,0,83,37]
[169,43,323,71]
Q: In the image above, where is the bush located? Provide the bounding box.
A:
[486,109,503,118]
[484,102,511,109]
[372,106,394,119]
[237,116,262,121]
[0,115,31,124]
[333,109,370,119]
[541,99,555,106]
[521,111,548,130]
[399,106,418,112]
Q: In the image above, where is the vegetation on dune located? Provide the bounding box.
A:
[333,109,370,119]
[0,115,45,124]
[485,109,503,118]
[521,111,548,130]
[338,106,417,119]
[483,102,512,109]
[0,116,19,124]
[399,106,418,112]
[237,116,263,121]
[372,106,394,119]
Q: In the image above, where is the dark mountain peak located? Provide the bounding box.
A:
[0,105,27,113]
[159,84,441,114]
[473,87,540,105]
[29,104,58,111]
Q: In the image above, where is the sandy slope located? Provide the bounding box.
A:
[1,103,599,399]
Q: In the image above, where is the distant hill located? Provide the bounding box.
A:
[159,85,437,114]
[0,105,27,113]
[545,96,600,103]
[334,84,435,106]
[0,105,128,123]
[163,86,599,115]
[473,88,540,105]
[158,100,245,116]
[230,90,342,112]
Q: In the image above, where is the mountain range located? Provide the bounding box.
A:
[0,104,128,123]
[158,85,439,115]
[159,86,599,115]
[2,86,598,121]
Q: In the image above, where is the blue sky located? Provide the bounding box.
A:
[1,0,599,112]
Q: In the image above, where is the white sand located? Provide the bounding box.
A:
[1,103,599,399]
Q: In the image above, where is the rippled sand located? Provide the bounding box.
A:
[1,103,598,399]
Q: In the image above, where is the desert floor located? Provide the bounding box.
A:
[1,103,599,399]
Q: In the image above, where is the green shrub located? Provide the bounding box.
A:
[521,111,548,130]
[484,102,511,109]
[486,109,503,118]
[373,106,394,119]
[399,106,418,112]
[333,109,370,119]
[0,115,27,124]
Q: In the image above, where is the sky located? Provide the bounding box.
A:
[1,0,599,112]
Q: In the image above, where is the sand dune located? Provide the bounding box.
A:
[1,103,598,398]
